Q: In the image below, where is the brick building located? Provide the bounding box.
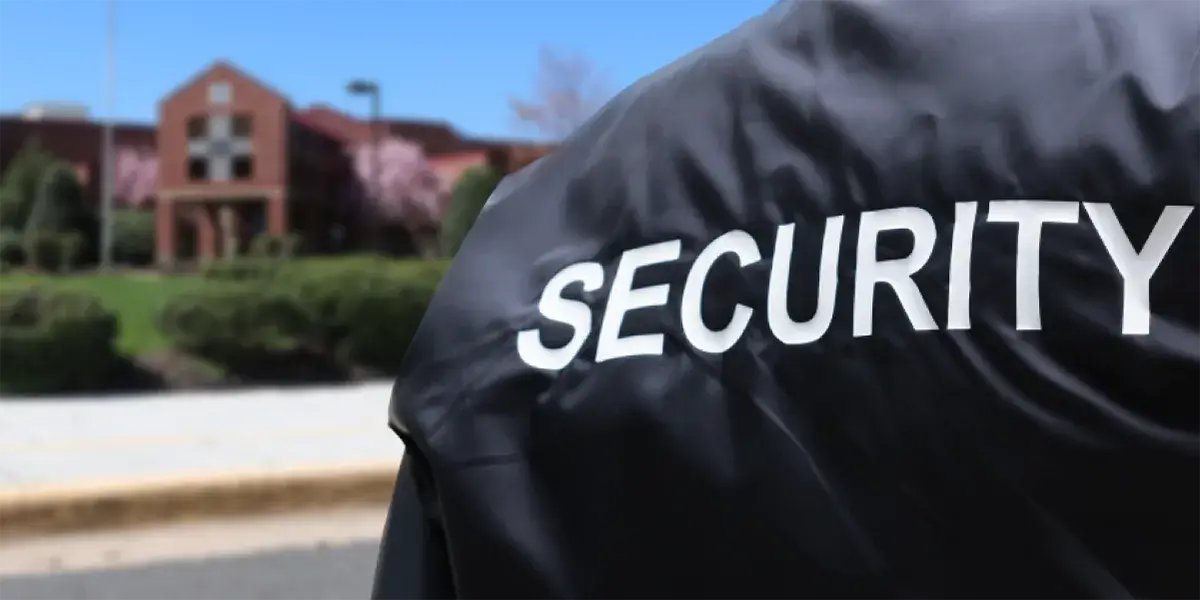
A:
[0,60,553,266]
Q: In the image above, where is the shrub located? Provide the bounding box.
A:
[0,229,25,269]
[200,234,304,281]
[0,287,122,394]
[201,258,280,282]
[332,267,445,374]
[159,257,450,380]
[112,209,156,266]
[58,232,83,272]
[23,231,84,272]
[156,283,311,366]
[24,231,62,271]
[250,233,302,259]
[440,166,503,258]
[275,257,448,374]
[0,191,23,230]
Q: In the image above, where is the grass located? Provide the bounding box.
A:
[0,271,209,356]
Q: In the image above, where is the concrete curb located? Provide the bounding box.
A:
[0,461,398,541]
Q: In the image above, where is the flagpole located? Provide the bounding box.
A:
[99,0,116,270]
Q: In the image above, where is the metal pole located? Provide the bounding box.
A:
[99,0,116,270]
[370,90,382,252]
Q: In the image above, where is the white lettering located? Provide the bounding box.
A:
[515,201,1195,369]
[946,201,978,330]
[987,200,1079,330]
[595,240,682,362]
[853,207,938,337]
[681,230,761,354]
[768,217,844,344]
[516,262,605,370]
[1084,203,1194,335]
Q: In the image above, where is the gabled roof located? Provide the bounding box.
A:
[157,59,293,109]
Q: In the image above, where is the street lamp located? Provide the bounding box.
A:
[346,79,382,252]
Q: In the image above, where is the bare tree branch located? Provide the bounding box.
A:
[510,46,610,140]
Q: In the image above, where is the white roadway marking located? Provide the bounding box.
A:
[0,506,390,577]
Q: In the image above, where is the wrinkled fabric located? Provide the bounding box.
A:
[375,1,1200,598]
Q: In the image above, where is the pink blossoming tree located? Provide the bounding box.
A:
[349,137,446,256]
[114,146,158,208]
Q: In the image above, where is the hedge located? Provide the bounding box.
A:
[0,257,450,392]
[24,230,84,272]
[0,230,83,272]
[199,234,304,281]
[0,287,123,394]
[250,233,302,258]
[159,257,449,379]
[201,257,280,282]
[112,209,156,266]
[0,229,24,271]
[156,282,311,366]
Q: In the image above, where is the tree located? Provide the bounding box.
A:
[0,141,87,234]
[1,141,59,230]
[440,166,503,258]
[510,46,610,140]
[0,141,97,269]
[349,137,446,257]
[23,164,82,235]
[114,146,158,208]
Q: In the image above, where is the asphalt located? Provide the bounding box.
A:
[0,541,381,600]
[0,506,387,575]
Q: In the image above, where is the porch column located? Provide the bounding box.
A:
[195,204,217,263]
[218,203,238,260]
[155,194,176,268]
[267,191,288,238]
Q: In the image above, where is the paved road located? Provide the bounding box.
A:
[1,541,380,600]
[0,507,389,600]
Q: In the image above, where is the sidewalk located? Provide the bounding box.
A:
[0,382,405,538]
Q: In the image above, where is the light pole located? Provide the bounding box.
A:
[99,0,117,270]
[346,79,381,252]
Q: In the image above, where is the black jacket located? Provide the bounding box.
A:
[374,1,1200,597]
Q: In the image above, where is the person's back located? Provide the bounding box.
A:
[374,1,1200,597]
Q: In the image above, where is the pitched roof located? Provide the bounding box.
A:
[157,59,293,109]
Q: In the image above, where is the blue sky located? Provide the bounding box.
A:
[0,0,773,139]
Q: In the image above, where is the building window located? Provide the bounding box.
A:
[232,156,254,180]
[232,114,253,137]
[187,116,207,139]
[208,82,232,105]
[188,157,209,181]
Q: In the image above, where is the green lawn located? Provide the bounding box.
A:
[0,256,449,359]
[0,272,209,356]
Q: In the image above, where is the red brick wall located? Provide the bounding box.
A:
[157,63,289,194]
